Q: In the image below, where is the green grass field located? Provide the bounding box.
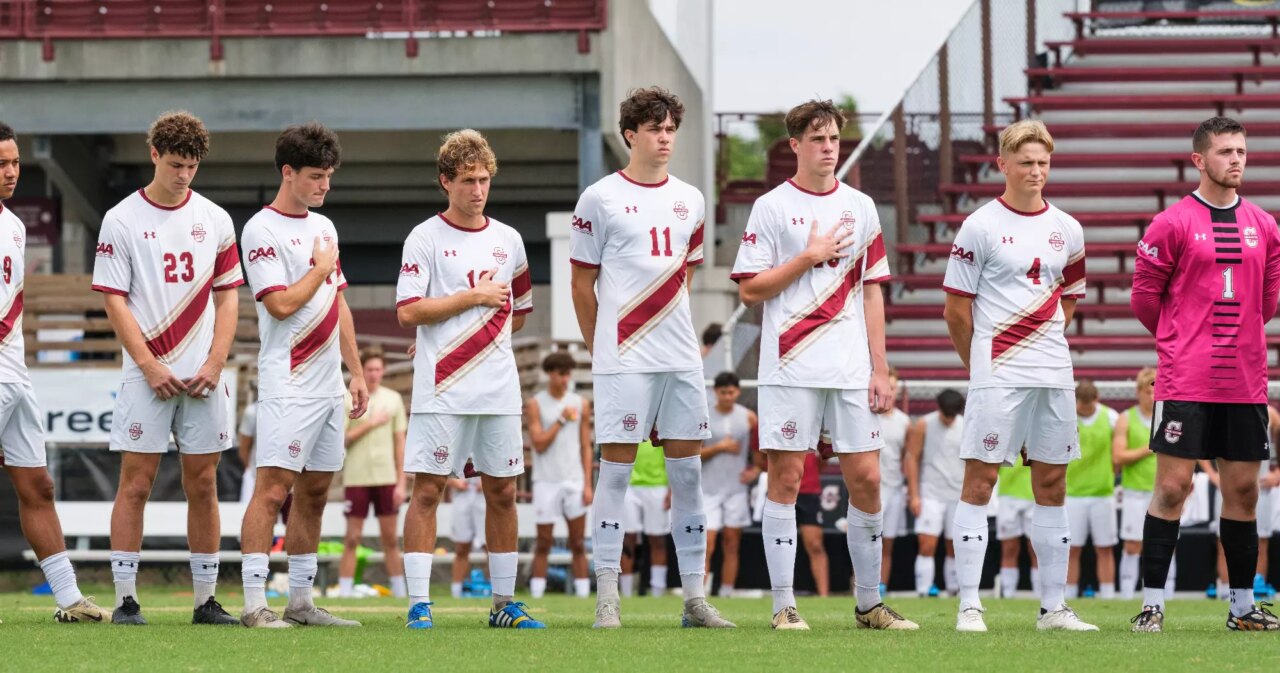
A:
[0,590,1277,673]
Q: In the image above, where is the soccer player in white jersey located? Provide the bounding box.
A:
[0,122,110,624]
[93,112,243,627]
[732,99,916,631]
[942,120,1095,632]
[904,389,966,597]
[526,351,594,599]
[876,368,911,593]
[396,130,542,630]
[570,87,732,629]
[238,123,367,629]
[702,371,758,597]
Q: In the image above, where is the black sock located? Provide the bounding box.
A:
[1141,513,1180,591]
[1218,517,1260,590]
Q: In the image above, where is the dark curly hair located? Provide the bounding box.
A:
[0,122,15,144]
[147,111,210,160]
[275,122,342,172]
[618,87,684,149]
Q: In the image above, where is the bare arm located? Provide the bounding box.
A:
[102,293,186,399]
[337,292,368,419]
[261,237,336,321]
[737,220,853,307]
[943,293,975,372]
[903,418,925,514]
[237,434,253,468]
[525,398,562,453]
[512,313,527,333]
[398,269,507,328]
[1061,297,1078,330]
[1112,412,1150,467]
[571,265,599,353]
[863,283,893,412]
[580,399,595,505]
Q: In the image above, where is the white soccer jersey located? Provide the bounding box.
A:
[942,199,1085,390]
[569,171,705,374]
[92,189,244,382]
[396,214,532,415]
[921,411,965,502]
[879,407,911,490]
[240,207,348,400]
[531,389,585,485]
[0,205,28,384]
[731,180,891,388]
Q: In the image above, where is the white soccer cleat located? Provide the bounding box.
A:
[771,606,809,630]
[53,597,110,623]
[856,603,919,630]
[1037,605,1099,632]
[283,605,361,627]
[593,596,621,629]
[956,607,987,632]
[681,598,736,628]
[241,607,291,629]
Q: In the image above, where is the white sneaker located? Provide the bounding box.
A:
[956,607,987,632]
[1037,604,1099,632]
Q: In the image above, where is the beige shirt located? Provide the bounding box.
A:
[342,386,408,487]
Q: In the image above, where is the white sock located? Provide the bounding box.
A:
[1119,553,1140,600]
[1165,556,1177,595]
[762,499,798,614]
[242,553,270,613]
[1066,582,1079,599]
[592,460,633,573]
[666,456,708,601]
[845,503,883,612]
[110,550,140,608]
[530,576,547,598]
[914,555,935,596]
[39,552,83,610]
[490,552,518,605]
[190,553,219,607]
[574,577,591,598]
[944,556,958,594]
[1218,579,1230,601]
[1143,586,1165,609]
[1030,505,1070,612]
[450,581,462,599]
[650,565,668,592]
[1230,588,1256,618]
[718,583,734,597]
[1031,567,1042,597]
[287,554,318,610]
[1099,583,1116,599]
[953,501,989,612]
[620,573,635,597]
[338,577,354,597]
[390,575,407,598]
[1000,567,1019,598]
[405,553,433,606]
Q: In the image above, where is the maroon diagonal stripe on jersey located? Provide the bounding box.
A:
[991,285,1063,362]
[214,243,240,278]
[435,300,512,387]
[290,293,340,371]
[616,264,687,347]
[146,278,212,359]
[0,289,22,347]
[778,262,863,360]
[1062,255,1086,293]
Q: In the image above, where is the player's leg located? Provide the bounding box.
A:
[719,527,742,597]
[240,465,297,626]
[1218,456,1275,628]
[531,523,554,598]
[402,412,459,625]
[647,533,669,594]
[1064,496,1089,599]
[757,384,818,628]
[798,520,828,595]
[338,488,368,597]
[109,450,162,624]
[1119,488,1149,600]
[280,469,358,626]
[177,450,235,624]
[566,512,590,598]
[996,498,1026,598]
[914,500,943,597]
[475,415,544,629]
[375,488,405,599]
[1092,496,1119,599]
[480,474,521,605]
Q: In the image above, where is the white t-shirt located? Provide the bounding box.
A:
[531,389,585,486]
[730,180,891,388]
[942,199,1086,390]
[921,411,965,502]
[0,205,28,384]
[395,214,532,415]
[703,403,753,498]
[92,189,244,381]
[878,408,911,490]
[569,171,706,374]
[240,207,348,400]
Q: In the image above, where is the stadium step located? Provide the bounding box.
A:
[1007,93,1280,115]
[982,121,1280,139]
[1044,37,1280,65]
[1025,65,1280,95]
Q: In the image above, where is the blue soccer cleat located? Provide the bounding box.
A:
[927,584,940,598]
[489,601,546,629]
[406,602,434,630]
[1254,574,1274,599]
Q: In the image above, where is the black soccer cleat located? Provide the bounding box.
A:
[112,596,147,626]
[1226,602,1280,632]
[193,597,240,626]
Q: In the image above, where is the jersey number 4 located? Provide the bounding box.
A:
[1026,257,1042,285]
[163,252,194,283]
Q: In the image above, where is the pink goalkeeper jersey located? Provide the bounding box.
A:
[1131,194,1280,404]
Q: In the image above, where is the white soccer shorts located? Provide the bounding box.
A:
[960,387,1080,466]
[758,385,884,453]
[255,396,345,472]
[997,496,1035,541]
[109,376,233,454]
[0,383,46,468]
[624,485,670,536]
[1066,495,1119,547]
[705,490,752,530]
[406,413,523,478]
[915,496,958,539]
[593,371,710,444]
[451,487,487,546]
[880,485,909,538]
[1119,488,1153,542]
[533,480,588,525]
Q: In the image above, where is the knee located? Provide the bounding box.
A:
[962,476,997,504]
[14,471,55,508]
[1124,541,1142,555]
[117,475,155,505]
[849,466,880,496]
[411,483,444,511]
[182,473,218,503]
[343,526,362,547]
[1153,475,1192,510]
[256,483,292,512]
[722,537,740,556]
[1222,479,1259,511]
[483,479,517,508]
[918,539,937,556]
[803,535,825,556]
[535,534,553,554]
[568,536,586,556]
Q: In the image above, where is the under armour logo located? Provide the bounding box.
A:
[870,533,882,542]
[871,431,880,439]
[143,232,156,239]
[444,250,457,257]
[685,525,705,534]
[961,534,983,542]
[600,521,620,530]
[699,422,709,430]
[624,206,638,214]
[307,575,314,582]
[1194,233,1207,241]
[774,537,795,546]
[201,563,218,570]
[791,217,805,225]
[1061,536,1070,544]
[508,458,520,467]
[116,561,136,568]
[1002,236,1014,244]
[290,238,302,246]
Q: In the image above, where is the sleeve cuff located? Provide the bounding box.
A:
[570,258,600,269]
[213,279,246,292]
[1063,293,1086,299]
[395,297,422,308]
[729,272,758,284]
[91,284,128,297]
[686,258,705,267]
[337,281,349,291]
[865,275,893,284]
[942,286,976,298]
[254,285,287,301]
[514,306,534,316]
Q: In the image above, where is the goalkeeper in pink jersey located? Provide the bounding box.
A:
[1130,117,1280,633]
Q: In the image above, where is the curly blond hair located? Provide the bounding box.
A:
[147,110,210,160]
[437,129,497,192]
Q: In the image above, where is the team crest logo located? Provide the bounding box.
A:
[1164,421,1183,444]
[322,234,333,244]
[128,423,143,441]
[288,440,302,458]
[983,432,999,452]
[1048,231,1064,251]
[493,247,508,264]
[673,201,689,220]
[434,446,450,464]
[622,414,638,432]
[1244,226,1259,248]
[191,222,206,243]
[839,210,856,230]
[781,420,798,441]
[12,230,21,246]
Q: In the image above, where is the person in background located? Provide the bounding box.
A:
[621,438,671,597]
[448,474,487,599]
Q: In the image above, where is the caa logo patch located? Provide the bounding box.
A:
[1137,239,1159,261]
[983,432,999,452]
[1244,226,1259,249]
[1048,231,1064,251]
[400,263,420,277]
[128,423,143,441]
[96,243,115,258]
[247,247,277,264]
[571,215,593,235]
[493,247,508,265]
[434,446,450,464]
[781,420,798,441]
[673,201,689,220]
[741,232,757,247]
[191,222,206,243]
[288,440,302,458]
[1164,421,1183,445]
[622,414,638,432]
[950,245,975,264]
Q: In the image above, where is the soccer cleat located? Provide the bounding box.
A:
[856,603,919,630]
[1226,602,1280,631]
[927,584,940,597]
[1130,605,1164,633]
[489,602,545,629]
[680,598,736,628]
[1037,604,1098,631]
[283,605,361,627]
[241,607,291,629]
[770,606,809,630]
[956,607,987,632]
[593,596,621,629]
[1254,574,1275,600]
[111,596,147,625]
[406,602,434,630]
[53,597,110,623]
[192,597,239,625]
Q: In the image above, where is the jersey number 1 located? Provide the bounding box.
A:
[1222,266,1235,300]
